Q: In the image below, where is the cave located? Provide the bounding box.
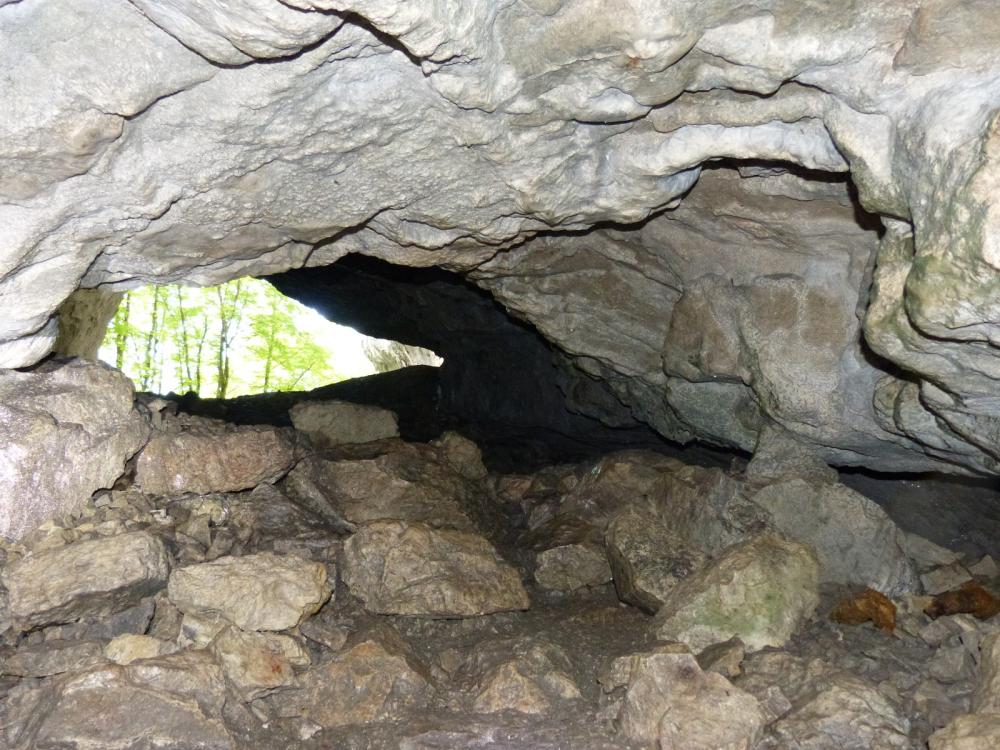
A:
[3,2,1000,748]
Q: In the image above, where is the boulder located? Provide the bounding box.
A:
[343,520,530,617]
[769,673,910,749]
[605,506,706,612]
[167,552,330,631]
[104,634,177,665]
[602,643,766,749]
[0,358,149,541]
[2,531,169,629]
[458,637,582,716]
[290,399,399,447]
[269,631,432,728]
[652,534,820,652]
[284,439,482,531]
[749,478,918,596]
[210,625,310,701]
[929,713,1000,750]
[135,413,296,495]
[2,650,233,750]
[534,544,612,592]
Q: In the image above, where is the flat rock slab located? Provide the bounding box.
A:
[653,534,820,652]
[2,531,169,630]
[1,639,105,677]
[343,521,530,617]
[534,543,611,592]
[135,413,296,495]
[290,399,399,447]
[168,552,330,631]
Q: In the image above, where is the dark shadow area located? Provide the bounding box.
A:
[169,254,734,472]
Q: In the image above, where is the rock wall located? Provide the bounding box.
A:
[2,1,1000,474]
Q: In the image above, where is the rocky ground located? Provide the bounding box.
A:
[1,398,999,750]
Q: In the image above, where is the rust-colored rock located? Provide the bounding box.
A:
[830,588,896,634]
[924,581,1000,621]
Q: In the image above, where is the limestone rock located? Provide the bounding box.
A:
[135,413,296,495]
[2,640,104,677]
[652,534,820,652]
[929,713,1000,750]
[534,544,611,592]
[0,358,149,541]
[750,478,918,596]
[284,439,481,531]
[270,632,432,728]
[167,552,330,631]
[210,626,310,702]
[602,643,766,749]
[2,650,233,750]
[53,288,125,360]
[104,634,177,665]
[922,563,975,596]
[290,399,399,447]
[696,638,746,679]
[605,506,706,612]
[343,520,530,617]
[973,633,1000,714]
[458,637,582,716]
[769,673,910,749]
[2,531,169,629]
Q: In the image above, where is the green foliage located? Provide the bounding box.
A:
[100,278,344,397]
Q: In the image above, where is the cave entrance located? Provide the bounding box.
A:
[95,277,442,400]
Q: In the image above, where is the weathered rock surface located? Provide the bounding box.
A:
[0,358,149,541]
[534,544,611,592]
[602,643,766,749]
[167,552,330,631]
[2,650,233,750]
[210,625,309,701]
[343,520,530,617]
[269,631,433,728]
[749,478,918,596]
[1,640,105,677]
[290,399,399,447]
[652,534,820,652]
[284,438,482,530]
[135,413,296,495]
[104,634,177,665]
[929,713,1000,750]
[972,633,1000,714]
[605,506,706,612]
[2,531,169,629]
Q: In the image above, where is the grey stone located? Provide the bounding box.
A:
[750,478,918,596]
[929,713,1000,750]
[343,520,530,618]
[104,634,178,666]
[290,399,399,447]
[135,413,297,496]
[2,531,169,630]
[2,640,105,677]
[210,625,309,702]
[534,544,611,592]
[167,552,331,631]
[0,359,149,541]
[973,633,1000,714]
[652,534,820,652]
[602,643,766,749]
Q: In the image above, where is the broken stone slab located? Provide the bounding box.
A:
[605,505,706,612]
[283,439,481,531]
[2,650,234,750]
[135,413,297,495]
[268,629,433,728]
[210,625,310,702]
[2,531,169,630]
[749,478,918,596]
[1,640,104,677]
[167,552,331,631]
[104,634,178,665]
[928,713,1000,750]
[0,358,149,541]
[25,597,156,644]
[973,633,1000,713]
[768,673,910,749]
[290,399,399,447]
[533,543,612,592]
[696,637,746,679]
[970,555,1000,579]
[652,534,820,652]
[922,562,975,596]
[343,520,530,617]
[601,642,766,749]
[903,532,962,572]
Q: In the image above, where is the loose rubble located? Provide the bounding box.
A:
[0,399,998,749]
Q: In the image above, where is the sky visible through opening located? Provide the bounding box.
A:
[99,278,441,398]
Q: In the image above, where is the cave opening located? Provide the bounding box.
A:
[4,0,1000,740]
